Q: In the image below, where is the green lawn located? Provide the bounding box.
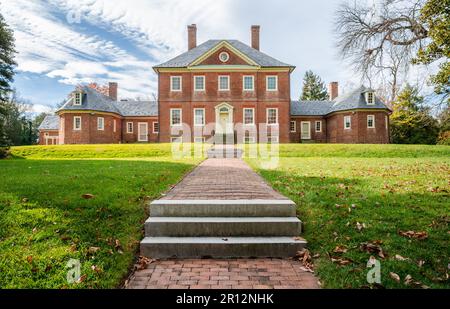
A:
[247,144,450,289]
[0,144,203,288]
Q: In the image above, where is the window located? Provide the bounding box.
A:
[127,122,133,133]
[268,135,279,143]
[153,122,159,133]
[244,134,256,144]
[170,76,182,92]
[138,122,148,142]
[301,122,311,139]
[218,76,230,91]
[266,76,278,91]
[113,119,117,133]
[171,136,182,143]
[194,76,205,91]
[97,117,104,131]
[74,93,82,105]
[290,121,296,132]
[366,92,375,104]
[194,137,205,143]
[367,115,375,128]
[385,115,388,130]
[243,108,255,125]
[170,109,182,126]
[73,116,82,130]
[315,121,322,132]
[219,52,230,62]
[344,116,351,129]
[243,76,254,91]
[266,108,278,125]
[194,108,205,126]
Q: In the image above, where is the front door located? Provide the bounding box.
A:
[301,121,311,140]
[138,123,148,142]
[216,105,233,134]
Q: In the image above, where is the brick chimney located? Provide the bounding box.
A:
[329,82,339,100]
[109,82,118,101]
[188,24,197,51]
[251,25,260,50]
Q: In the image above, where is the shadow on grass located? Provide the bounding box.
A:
[0,159,196,289]
[257,169,449,289]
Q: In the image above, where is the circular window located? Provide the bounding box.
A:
[219,52,230,63]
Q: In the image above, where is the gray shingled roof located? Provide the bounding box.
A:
[114,101,158,117]
[58,86,157,117]
[291,86,391,116]
[38,115,60,130]
[154,40,293,68]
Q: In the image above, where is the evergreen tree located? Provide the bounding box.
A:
[390,85,439,144]
[300,71,329,101]
[0,12,16,101]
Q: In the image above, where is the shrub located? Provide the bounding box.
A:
[0,146,10,159]
[437,131,450,145]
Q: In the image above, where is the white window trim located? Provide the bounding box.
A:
[268,135,279,143]
[301,121,311,140]
[194,137,205,143]
[97,117,104,131]
[171,136,183,143]
[170,108,182,127]
[243,108,255,125]
[290,121,296,133]
[344,116,352,130]
[73,116,82,131]
[138,122,148,142]
[170,76,182,92]
[153,122,159,133]
[366,92,375,105]
[219,51,230,62]
[193,108,205,126]
[74,93,82,106]
[243,75,255,91]
[315,121,322,133]
[266,76,278,91]
[218,75,230,91]
[367,115,375,128]
[266,108,279,125]
[126,122,133,134]
[194,75,205,91]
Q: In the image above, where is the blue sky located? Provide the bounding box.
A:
[1,0,364,113]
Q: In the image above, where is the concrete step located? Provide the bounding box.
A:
[150,199,297,217]
[140,236,307,258]
[207,149,242,158]
[145,217,302,237]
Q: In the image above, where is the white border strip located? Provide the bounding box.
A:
[151,199,296,205]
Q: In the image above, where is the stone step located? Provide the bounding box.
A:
[145,217,302,237]
[150,199,297,217]
[207,149,243,158]
[140,236,307,258]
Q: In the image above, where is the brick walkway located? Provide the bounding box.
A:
[126,258,320,289]
[162,158,287,200]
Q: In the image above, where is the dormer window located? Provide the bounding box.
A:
[74,92,83,105]
[366,91,375,105]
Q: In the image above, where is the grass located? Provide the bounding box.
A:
[247,144,450,289]
[0,144,203,288]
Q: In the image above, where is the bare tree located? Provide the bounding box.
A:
[335,0,428,100]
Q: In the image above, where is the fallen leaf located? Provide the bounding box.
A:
[333,245,348,254]
[91,265,102,274]
[21,198,29,203]
[134,256,155,271]
[88,247,100,254]
[356,222,366,231]
[394,254,409,261]
[389,272,400,283]
[360,242,386,259]
[26,256,33,264]
[417,260,425,267]
[398,230,428,240]
[330,256,353,266]
[296,249,314,271]
[76,274,87,283]
[81,194,95,199]
[404,274,429,289]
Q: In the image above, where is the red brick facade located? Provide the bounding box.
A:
[38,130,59,145]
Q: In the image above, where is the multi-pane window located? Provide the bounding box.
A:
[153,122,159,133]
[170,109,182,126]
[244,108,254,125]
[73,116,81,130]
[316,121,322,132]
[367,92,374,104]
[218,76,230,91]
[113,119,117,132]
[266,76,278,91]
[74,93,82,105]
[267,108,278,125]
[194,109,205,126]
[344,116,351,129]
[385,116,388,130]
[97,117,104,130]
[194,76,205,91]
[127,122,133,133]
[243,76,254,91]
[170,76,182,91]
[290,121,296,132]
[367,115,375,128]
